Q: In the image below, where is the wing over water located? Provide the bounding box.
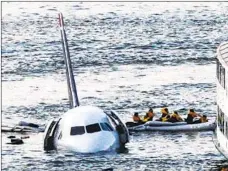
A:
[58,13,80,108]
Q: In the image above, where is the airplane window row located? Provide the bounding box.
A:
[70,123,114,135]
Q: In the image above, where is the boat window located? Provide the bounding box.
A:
[217,59,226,89]
[219,64,222,83]
[100,123,114,131]
[221,67,225,88]
[70,126,85,135]
[216,58,219,80]
[217,105,228,138]
[86,123,101,133]
[217,105,226,134]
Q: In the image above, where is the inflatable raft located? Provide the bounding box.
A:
[126,118,216,132]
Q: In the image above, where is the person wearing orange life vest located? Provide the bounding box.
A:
[143,108,155,122]
[185,109,202,124]
[168,111,183,123]
[158,108,170,122]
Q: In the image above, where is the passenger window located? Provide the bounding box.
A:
[70,126,85,135]
[86,123,101,133]
[100,123,114,131]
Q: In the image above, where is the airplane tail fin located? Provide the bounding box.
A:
[58,13,80,108]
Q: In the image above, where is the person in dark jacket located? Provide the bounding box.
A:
[143,108,155,122]
[185,109,202,124]
[158,107,170,122]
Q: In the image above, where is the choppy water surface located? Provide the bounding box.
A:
[2,2,228,171]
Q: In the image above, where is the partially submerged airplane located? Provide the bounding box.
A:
[43,13,129,153]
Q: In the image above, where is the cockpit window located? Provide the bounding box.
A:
[105,123,114,131]
[100,123,114,131]
[86,123,101,133]
[70,126,85,135]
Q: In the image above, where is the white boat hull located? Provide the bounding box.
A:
[214,42,228,159]
[213,128,228,159]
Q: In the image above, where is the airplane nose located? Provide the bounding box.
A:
[63,132,118,153]
[82,133,117,153]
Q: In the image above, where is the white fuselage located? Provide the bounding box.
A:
[54,106,120,153]
[215,42,228,159]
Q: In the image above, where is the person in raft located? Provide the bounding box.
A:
[168,111,183,122]
[157,107,170,122]
[143,108,155,122]
[133,112,144,124]
[192,114,208,124]
[201,115,208,123]
[185,109,207,124]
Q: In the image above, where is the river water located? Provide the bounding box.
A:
[2,2,228,171]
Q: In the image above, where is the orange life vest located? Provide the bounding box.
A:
[161,116,169,122]
[143,116,150,122]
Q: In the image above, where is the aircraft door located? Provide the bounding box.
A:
[108,110,129,145]
[43,118,61,151]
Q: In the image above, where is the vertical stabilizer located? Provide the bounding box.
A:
[58,13,80,108]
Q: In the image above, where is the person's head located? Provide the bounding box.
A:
[189,109,195,113]
[161,108,168,115]
[203,115,207,118]
[149,108,153,112]
[134,112,139,117]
